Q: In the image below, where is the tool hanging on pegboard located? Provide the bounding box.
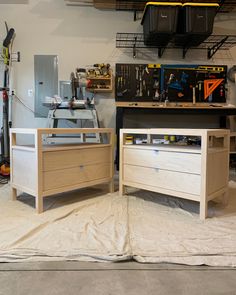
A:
[115,63,161,102]
[162,64,227,103]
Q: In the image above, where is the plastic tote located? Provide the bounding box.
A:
[175,2,219,47]
[141,2,182,47]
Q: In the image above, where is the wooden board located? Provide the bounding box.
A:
[115,102,231,109]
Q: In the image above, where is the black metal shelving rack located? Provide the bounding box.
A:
[219,0,236,13]
[116,33,236,59]
[115,0,236,13]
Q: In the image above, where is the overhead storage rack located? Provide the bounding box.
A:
[116,33,236,59]
[114,0,236,13]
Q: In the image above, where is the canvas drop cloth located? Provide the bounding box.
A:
[0,181,236,266]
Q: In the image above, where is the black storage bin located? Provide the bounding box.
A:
[175,3,219,47]
[141,2,182,47]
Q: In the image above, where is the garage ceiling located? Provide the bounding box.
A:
[0,0,28,3]
[65,0,236,12]
[65,0,93,6]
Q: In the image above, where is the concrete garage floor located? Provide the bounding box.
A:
[0,262,236,295]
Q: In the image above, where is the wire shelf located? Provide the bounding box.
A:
[219,0,236,12]
[116,33,236,58]
[115,0,236,12]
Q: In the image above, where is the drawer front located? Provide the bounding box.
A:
[123,164,201,195]
[124,148,201,174]
[43,163,111,191]
[43,146,110,171]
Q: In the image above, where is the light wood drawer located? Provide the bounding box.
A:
[43,163,111,191]
[43,146,110,171]
[123,164,201,195]
[124,148,201,174]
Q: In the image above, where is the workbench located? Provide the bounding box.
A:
[10,128,115,213]
[115,102,236,168]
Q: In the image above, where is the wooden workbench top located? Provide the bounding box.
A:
[115,101,236,109]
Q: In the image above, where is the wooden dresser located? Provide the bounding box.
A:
[10,128,114,213]
[119,128,230,219]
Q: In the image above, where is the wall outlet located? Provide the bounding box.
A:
[28,89,33,97]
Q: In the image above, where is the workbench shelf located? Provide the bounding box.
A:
[10,128,115,213]
[116,33,236,59]
[120,128,230,219]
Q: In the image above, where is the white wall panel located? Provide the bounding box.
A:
[0,0,234,130]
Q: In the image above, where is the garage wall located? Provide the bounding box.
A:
[0,0,235,130]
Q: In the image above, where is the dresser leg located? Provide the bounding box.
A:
[36,195,43,214]
[222,190,229,206]
[119,184,126,196]
[200,200,208,220]
[12,188,17,201]
[109,180,114,193]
